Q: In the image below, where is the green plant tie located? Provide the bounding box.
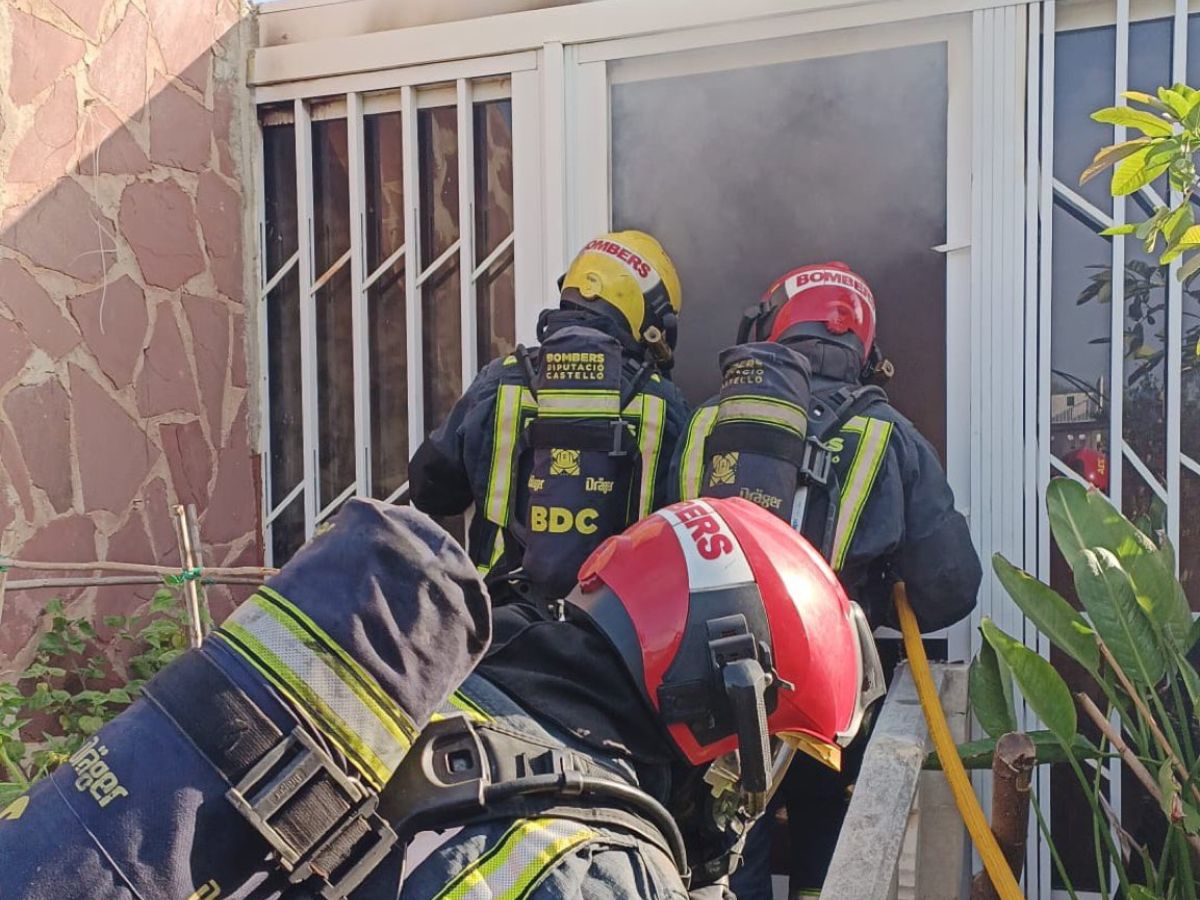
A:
[163,567,202,586]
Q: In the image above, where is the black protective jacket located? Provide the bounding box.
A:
[409,308,690,587]
[671,335,980,633]
[790,336,980,631]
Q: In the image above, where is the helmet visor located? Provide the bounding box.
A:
[777,731,842,772]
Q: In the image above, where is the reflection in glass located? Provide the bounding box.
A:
[474,100,514,257]
[365,110,410,499]
[311,118,355,512]
[418,104,463,437]
[370,260,409,499]
[365,112,405,272]
[477,260,516,367]
[422,261,463,435]
[262,121,298,276]
[271,494,306,565]
[1053,26,1116,212]
[611,43,948,455]
[474,99,516,366]
[316,265,355,510]
[419,106,460,267]
[267,266,303,512]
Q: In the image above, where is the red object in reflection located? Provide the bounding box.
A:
[1064,447,1109,492]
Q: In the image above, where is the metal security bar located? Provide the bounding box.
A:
[1037,2,1200,896]
[257,74,521,563]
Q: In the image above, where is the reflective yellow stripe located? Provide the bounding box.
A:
[678,407,719,500]
[715,395,808,437]
[430,689,493,725]
[636,394,667,518]
[485,384,533,525]
[831,417,893,570]
[257,586,416,742]
[219,598,410,788]
[435,818,596,900]
[476,528,506,576]
[535,389,621,418]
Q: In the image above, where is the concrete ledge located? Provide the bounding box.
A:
[822,663,969,900]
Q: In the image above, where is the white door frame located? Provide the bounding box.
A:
[559,14,977,660]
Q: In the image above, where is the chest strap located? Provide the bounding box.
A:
[379,714,689,882]
[145,649,398,899]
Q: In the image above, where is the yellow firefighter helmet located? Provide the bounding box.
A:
[560,231,683,349]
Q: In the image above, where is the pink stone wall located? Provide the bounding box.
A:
[0,0,259,670]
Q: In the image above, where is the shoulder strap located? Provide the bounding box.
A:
[813,385,887,441]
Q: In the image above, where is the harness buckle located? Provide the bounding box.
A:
[226,727,398,900]
[798,439,833,487]
[609,418,631,457]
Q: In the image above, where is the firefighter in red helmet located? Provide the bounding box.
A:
[366,497,884,899]
[674,261,981,898]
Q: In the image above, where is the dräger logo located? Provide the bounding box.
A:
[672,499,733,560]
[584,239,653,279]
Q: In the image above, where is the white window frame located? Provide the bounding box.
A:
[254,54,542,563]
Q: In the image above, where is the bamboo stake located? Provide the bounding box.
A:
[4,576,262,590]
[970,733,1037,900]
[1078,692,1200,862]
[0,559,277,577]
[1097,641,1200,805]
[173,504,204,650]
[0,538,8,628]
[186,504,211,640]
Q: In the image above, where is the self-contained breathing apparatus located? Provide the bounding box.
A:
[489,322,667,604]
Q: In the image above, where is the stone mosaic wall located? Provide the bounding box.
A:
[0,0,259,669]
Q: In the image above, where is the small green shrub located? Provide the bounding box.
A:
[0,590,193,807]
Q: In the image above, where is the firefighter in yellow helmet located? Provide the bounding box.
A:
[410,231,690,606]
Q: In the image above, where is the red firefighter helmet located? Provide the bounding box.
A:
[567,497,884,785]
[1063,447,1109,493]
[741,262,877,362]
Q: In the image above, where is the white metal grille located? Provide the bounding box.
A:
[256,76,525,564]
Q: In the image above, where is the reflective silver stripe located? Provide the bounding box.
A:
[636,394,667,517]
[715,395,808,436]
[484,384,532,525]
[831,417,893,570]
[222,598,411,786]
[679,407,719,500]
[535,389,621,417]
[436,818,596,900]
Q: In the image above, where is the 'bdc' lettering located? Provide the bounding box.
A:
[530,505,599,534]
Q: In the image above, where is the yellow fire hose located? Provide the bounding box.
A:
[894,582,1025,899]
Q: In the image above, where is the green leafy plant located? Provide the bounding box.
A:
[0,590,194,807]
[1082,85,1200,280]
[960,479,1199,899]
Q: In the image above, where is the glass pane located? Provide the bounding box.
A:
[477,256,516,366]
[365,111,405,273]
[611,43,948,456]
[311,117,355,511]
[312,118,352,274]
[267,265,303,507]
[419,105,460,268]
[271,493,307,565]
[1049,203,1111,475]
[422,259,462,435]
[262,121,298,276]
[316,264,355,509]
[370,258,409,499]
[474,99,516,366]
[1181,470,1200,610]
[365,109,410,500]
[1053,26,1116,212]
[1121,224,1168,522]
[473,100,514,258]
